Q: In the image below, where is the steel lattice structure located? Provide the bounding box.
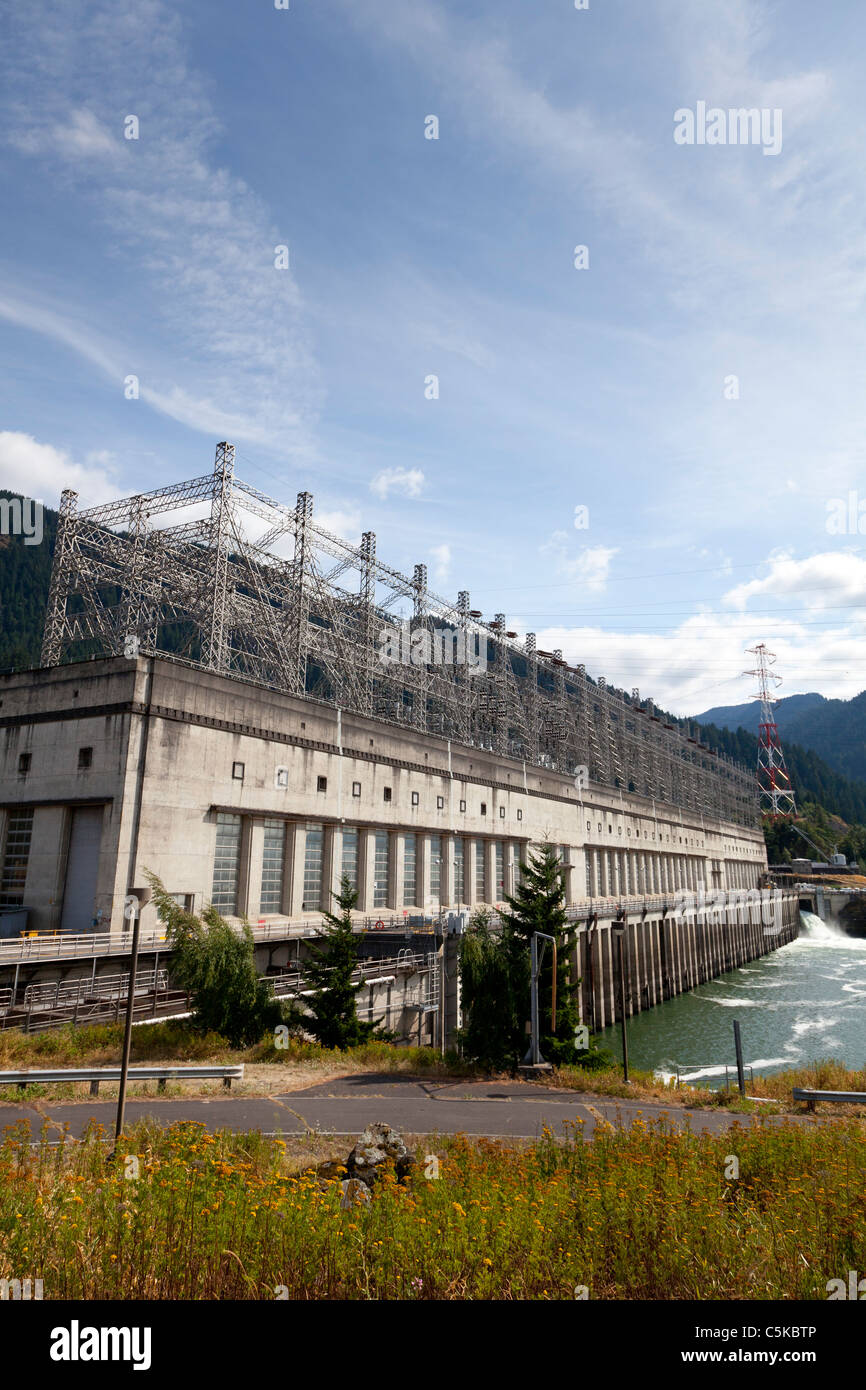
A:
[40,443,758,826]
[744,643,797,819]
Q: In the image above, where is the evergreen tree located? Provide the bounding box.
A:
[499,844,584,1066]
[301,876,382,1050]
[457,907,529,1070]
[146,872,291,1048]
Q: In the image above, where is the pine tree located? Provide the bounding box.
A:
[499,843,583,1065]
[301,876,382,1050]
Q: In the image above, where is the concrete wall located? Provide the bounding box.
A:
[0,656,767,936]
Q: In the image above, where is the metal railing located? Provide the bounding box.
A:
[673,1064,754,1089]
[20,969,168,1013]
[0,888,789,967]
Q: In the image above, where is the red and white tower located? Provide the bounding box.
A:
[744,644,797,819]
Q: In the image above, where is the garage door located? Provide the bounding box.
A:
[60,808,104,934]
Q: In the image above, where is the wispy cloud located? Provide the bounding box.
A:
[540,532,618,593]
[370,467,425,500]
[0,0,322,456]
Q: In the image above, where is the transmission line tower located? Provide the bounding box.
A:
[743,644,797,819]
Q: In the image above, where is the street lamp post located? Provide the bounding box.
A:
[612,908,630,1084]
[523,931,556,1067]
[114,887,151,1145]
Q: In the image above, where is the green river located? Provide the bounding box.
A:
[597,912,866,1086]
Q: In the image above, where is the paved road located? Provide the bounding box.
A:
[0,1073,804,1141]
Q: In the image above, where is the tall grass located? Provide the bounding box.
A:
[1,1117,863,1299]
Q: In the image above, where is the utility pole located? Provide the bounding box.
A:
[523,931,556,1067]
[612,908,630,1083]
[114,887,151,1146]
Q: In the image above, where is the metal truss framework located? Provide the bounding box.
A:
[744,643,797,820]
[41,443,758,827]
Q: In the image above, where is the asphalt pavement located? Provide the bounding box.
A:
[0,1073,802,1141]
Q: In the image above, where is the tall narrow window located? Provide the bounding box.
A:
[341,828,359,894]
[0,808,34,908]
[403,832,417,905]
[453,838,464,902]
[475,839,486,901]
[430,834,442,902]
[373,831,390,908]
[260,819,286,914]
[495,842,504,899]
[303,824,324,910]
[212,813,242,915]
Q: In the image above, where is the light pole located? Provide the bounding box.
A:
[612,908,630,1084]
[523,931,556,1067]
[114,886,151,1145]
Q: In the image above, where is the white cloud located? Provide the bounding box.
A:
[540,532,618,593]
[430,543,451,586]
[370,467,425,500]
[10,107,120,159]
[724,552,866,612]
[0,431,118,506]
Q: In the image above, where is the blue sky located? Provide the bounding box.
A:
[2,0,866,714]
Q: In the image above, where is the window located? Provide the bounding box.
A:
[260,819,286,914]
[454,838,465,901]
[317,775,327,793]
[480,802,487,816]
[403,832,417,905]
[475,839,486,900]
[0,808,33,908]
[411,791,420,807]
[495,842,504,899]
[373,831,390,908]
[459,799,466,812]
[352,781,361,797]
[341,828,359,894]
[275,767,289,789]
[212,813,242,914]
[517,809,522,821]
[499,806,505,819]
[384,787,392,803]
[232,761,244,781]
[303,825,324,910]
[430,834,442,902]
[78,747,93,770]
[17,752,30,776]
[437,796,444,810]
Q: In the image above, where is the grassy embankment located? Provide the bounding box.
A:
[0,1022,865,1115]
[1,1114,863,1299]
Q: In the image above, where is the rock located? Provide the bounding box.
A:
[340,1178,371,1209]
[345,1122,414,1189]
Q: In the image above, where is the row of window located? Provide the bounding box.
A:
[16,748,92,777]
[583,847,755,897]
[231,763,525,819]
[211,815,531,915]
[0,808,34,908]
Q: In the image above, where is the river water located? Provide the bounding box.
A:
[597,912,866,1086]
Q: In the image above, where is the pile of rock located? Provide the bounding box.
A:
[310,1122,415,1208]
[346,1122,414,1189]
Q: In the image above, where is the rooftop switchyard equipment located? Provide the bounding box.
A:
[41,442,758,827]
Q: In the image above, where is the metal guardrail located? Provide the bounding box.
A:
[0,1064,244,1095]
[793,1087,866,1111]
